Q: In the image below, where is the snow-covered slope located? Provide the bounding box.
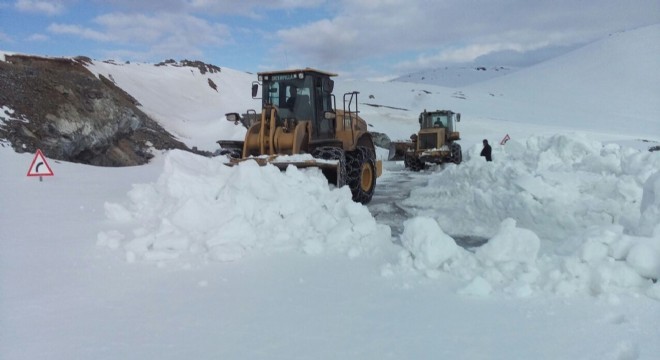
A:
[392,65,518,88]
[86,61,260,151]
[465,24,660,135]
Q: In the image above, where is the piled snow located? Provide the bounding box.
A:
[98,150,391,263]
[475,218,540,265]
[402,133,660,241]
[99,134,660,299]
[399,217,460,272]
[388,134,660,298]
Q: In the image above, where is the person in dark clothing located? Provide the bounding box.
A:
[284,85,297,109]
[480,139,492,161]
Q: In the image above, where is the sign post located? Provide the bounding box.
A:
[27,149,54,181]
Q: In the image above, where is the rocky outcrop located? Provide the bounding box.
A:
[155,59,221,75]
[0,54,190,166]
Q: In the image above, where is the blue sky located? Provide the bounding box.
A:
[1,0,658,79]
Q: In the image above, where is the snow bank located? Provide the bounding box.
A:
[394,217,659,299]
[99,136,660,299]
[98,150,391,264]
[392,134,660,298]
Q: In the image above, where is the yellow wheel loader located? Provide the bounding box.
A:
[218,68,382,204]
[388,109,462,171]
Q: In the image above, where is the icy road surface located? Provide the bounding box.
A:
[367,160,488,248]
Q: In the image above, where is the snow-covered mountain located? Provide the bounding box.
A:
[465,24,660,136]
[1,24,659,360]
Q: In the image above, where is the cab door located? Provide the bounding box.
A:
[314,76,335,140]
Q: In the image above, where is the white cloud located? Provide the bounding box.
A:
[10,0,658,77]
[27,33,49,42]
[48,12,231,61]
[94,12,231,51]
[48,23,112,42]
[95,0,324,15]
[272,0,660,73]
[15,0,65,15]
[0,31,14,43]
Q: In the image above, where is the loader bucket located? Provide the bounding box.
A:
[388,141,412,161]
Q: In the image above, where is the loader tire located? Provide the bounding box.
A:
[312,146,347,188]
[449,143,462,164]
[346,146,376,204]
[404,153,425,172]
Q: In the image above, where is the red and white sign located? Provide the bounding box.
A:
[27,149,54,177]
[500,134,511,145]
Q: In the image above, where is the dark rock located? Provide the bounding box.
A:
[0,54,191,166]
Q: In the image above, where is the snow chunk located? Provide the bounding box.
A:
[626,243,660,279]
[458,276,492,297]
[475,218,540,265]
[400,217,460,271]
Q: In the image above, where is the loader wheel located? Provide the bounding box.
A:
[312,146,347,188]
[346,146,376,204]
[404,153,425,172]
[450,143,462,164]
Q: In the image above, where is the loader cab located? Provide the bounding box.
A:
[257,69,337,140]
[419,110,460,133]
[416,110,461,150]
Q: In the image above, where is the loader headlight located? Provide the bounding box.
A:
[225,113,240,123]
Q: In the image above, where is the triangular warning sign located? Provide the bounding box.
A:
[27,149,54,177]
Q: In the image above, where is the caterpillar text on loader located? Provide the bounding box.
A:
[218,68,382,204]
[388,109,462,171]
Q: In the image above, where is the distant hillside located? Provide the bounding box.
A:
[392,65,518,88]
[465,24,660,134]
